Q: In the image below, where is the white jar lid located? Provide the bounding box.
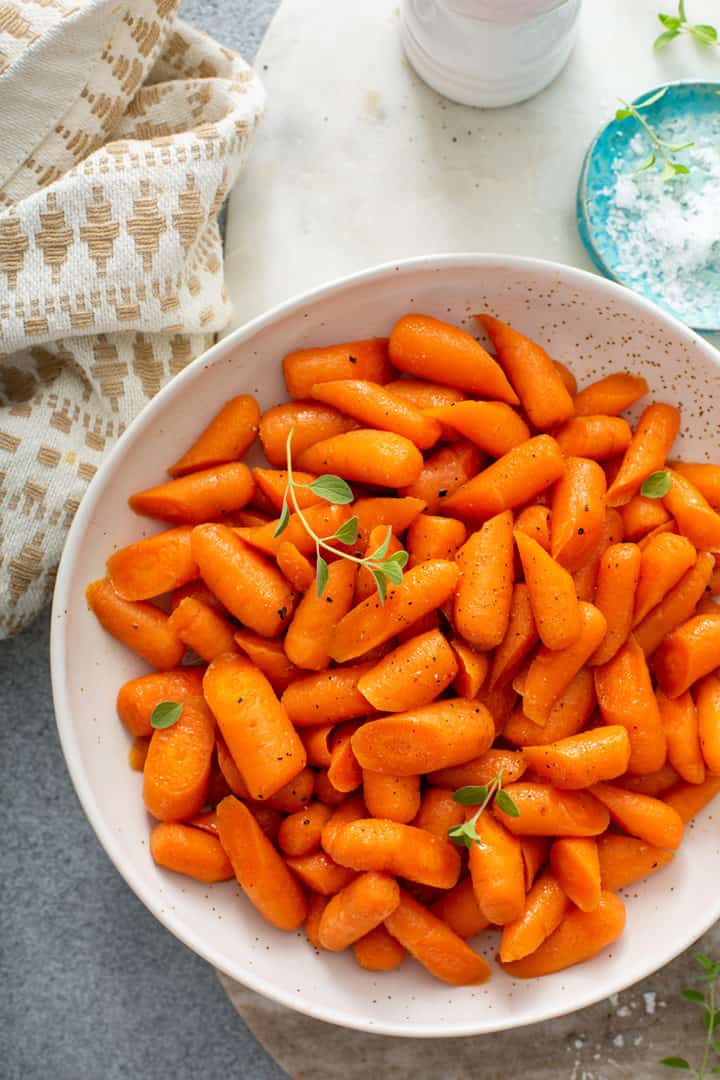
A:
[445,0,572,22]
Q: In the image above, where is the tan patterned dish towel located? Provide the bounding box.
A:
[0,0,265,635]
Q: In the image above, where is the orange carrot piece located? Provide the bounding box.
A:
[356,630,458,712]
[297,429,423,488]
[327,722,363,794]
[252,468,322,512]
[286,851,356,896]
[450,638,490,698]
[668,460,720,507]
[697,673,720,775]
[310,380,442,450]
[277,802,334,857]
[443,435,565,522]
[232,629,300,693]
[573,373,648,417]
[389,313,518,403]
[549,837,601,912]
[493,783,610,837]
[142,696,214,821]
[281,661,374,727]
[283,338,392,399]
[235,503,351,559]
[551,457,607,573]
[265,767,315,813]
[606,403,680,507]
[619,763,680,797]
[353,925,406,971]
[406,513,467,567]
[332,819,461,889]
[150,822,233,882]
[385,888,491,985]
[454,510,514,651]
[634,552,715,656]
[633,533,697,626]
[430,876,490,940]
[514,504,551,553]
[259,401,358,467]
[318,872,400,951]
[476,313,574,429]
[128,735,150,772]
[638,521,678,550]
[168,395,260,478]
[276,540,315,592]
[304,892,330,949]
[657,689,705,784]
[86,578,185,670]
[427,748,527,790]
[620,495,672,541]
[554,360,577,396]
[385,377,465,415]
[664,775,720,822]
[590,782,683,849]
[107,527,198,602]
[596,834,674,892]
[170,580,227,613]
[398,441,483,514]
[590,543,641,666]
[411,786,464,838]
[555,416,633,461]
[521,837,550,889]
[663,469,720,550]
[501,892,625,978]
[522,602,607,725]
[499,871,569,963]
[191,524,294,638]
[354,525,404,603]
[503,668,596,747]
[469,812,526,925]
[320,793,368,858]
[167,596,238,662]
[129,462,254,524]
[653,613,720,697]
[363,771,422,824]
[523,726,631,789]
[572,507,624,602]
[351,496,426,549]
[514,529,581,651]
[595,635,667,774]
[473,680,519,734]
[284,560,357,671]
[423,400,530,456]
[488,583,538,689]
[116,667,205,737]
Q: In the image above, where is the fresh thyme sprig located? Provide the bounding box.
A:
[655,1,719,50]
[616,86,693,181]
[660,954,720,1076]
[447,768,520,848]
[273,428,408,601]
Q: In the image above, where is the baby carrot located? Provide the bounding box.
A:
[116,667,205,736]
[276,540,315,592]
[170,580,226,613]
[664,775,720,823]
[493,783,610,837]
[398,441,483,514]
[236,503,351,559]
[217,796,307,929]
[514,504,551,553]
[443,435,566,522]
[354,525,404,603]
[351,496,426,549]
[107,526,198,602]
[297,429,423,488]
[573,373,649,417]
[252,468,322,512]
[501,892,625,978]
[327,722,363,794]
[668,460,720,507]
[521,838,550,888]
[286,851,356,896]
[590,543,641,665]
[406,513,467,567]
[554,360,577,396]
[427,748,527,791]
[191,524,294,638]
[320,793,368,858]
[594,635,667,775]
[385,377,465,414]
[277,802,334,857]
[657,690,705,785]
[332,819,461,889]
[330,559,460,663]
[596,834,674,892]
[259,401,358,467]
[549,838,601,912]
[653,613,720,697]
[284,560,356,671]
[450,638,489,698]
[310,380,442,450]
[696,673,720,775]
[590,782,684,849]
[86,578,185,670]
[265,768,315,813]
[663,469,720,550]
[620,763,680,797]
[454,511,514,651]
[353,925,406,971]
[523,726,631,789]
[129,462,255,524]
[522,602,607,725]
[606,403,680,507]
[356,630,458,712]
[204,654,306,800]
[283,337,392,399]
[498,872,569,963]
[633,533,697,626]
[168,395,260,477]
[281,661,374,727]
[620,495,672,542]
[572,507,624,602]
[304,893,330,949]
[488,583,538,689]
[150,822,233,882]
[634,552,715,656]
[167,596,238,662]
[351,698,495,775]
[232,629,300,693]
[363,772,422,824]
[551,457,607,573]
[389,313,518,403]
[423,401,530,456]
[504,668,596,747]
[555,416,633,461]
[128,735,150,771]
[384,889,491,985]
[514,530,581,651]
[143,696,215,821]
[411,787,464,838]
[318,872,400,951]
[469,812,526,925]
[476,313,574,429]
[430,876,490,939]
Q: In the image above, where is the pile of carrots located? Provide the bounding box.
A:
[87,311,720,987]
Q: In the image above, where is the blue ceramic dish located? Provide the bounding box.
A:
[578,80,720,333]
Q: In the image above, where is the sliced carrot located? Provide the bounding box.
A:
[620,495,672,542]
[353,925,406,971]
[283,337,392,399]
[385,377,465,416]
[252,468,322,513]
[318,871,401,951]
[653,613,720,697]
[407,513,467,567]
[469,812,526,925]
[657,690,705,785]
[554,360,577,396]
[454,511,514,651]
[499,871,568,963]
[310,380,441,450]
[107,526,198,602]
[572,507,624,602]
[304,893,330,949]
[281,661,374,727]
[168,395,260,477]
[297,429,423,488]
[522,602,607,725]
[668,460,720,507]
[430,876,490,940]
[619,763,680,797]
[351,496,426,549]
[235,503,351,559]
[423,400,530,456]
[523,726,631,789]
[320,793,368,859]
[606,403,680,507]
[573,373,649,417]
[551,457,607,573]
[116,667,205,737]
[398,441,483,514]
[555,415,632,461]
[664,775,720,822]
[501,892,625,978]
[696,673,720,775]
[411,786,464,838]
[590,543,641,665]
[384,888,491,985]
[327,722,363,794]
[167,596,238,662]
[549,837,601,912]
[170,580,226,613]
[128,735,150,771]
[266,768,315,813]
[276,541,315,593]
[427,747,527,790]
[521,837,549,889]
[357,629,458,712]
[232,629,300,693]
[633,533,697,626]
[594,635,667,775]
[363,771,422,824]
[277,802,334,857]
[259,401,358,467]
[503,668,596,747]
[493,783,610,837]
[129,462,254,524]
[590,782,683,849]
[634,552,715,656]
[142,696,214,821]
[450,638,490,698]
[150,822,233,882]
[284,559,357,671]
[488,583,538,689]
[86,578,184,670]
[285,851,357,896]
[664,469,720,550]
[514,504,551,553]
[596,834,674,892]
[514,529,581,651]
[331,819,460,889]
[444,435,566,522]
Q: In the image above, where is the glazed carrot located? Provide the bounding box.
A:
[589,543,641,666]
[594,635,666,774]
[232,629,300,693]
[697,673,720,775]
[129,462,254,524]
[514,530,581,651]
[281,661,374,727]
[474,680,522,735]
[277,802,334,857]
[555,416,632,461]
[620,495,671,541]
[572,507,624,602]
[423,401,530,456]
[252,468,322,512]
[633,533,697,626]
[150,822,233,882]
[638,521,679,550]
[284,560,356,671]
[354,525,404,603]
[664,775,720,822]
[320,793,368,858]
[330,819,459,889]
[362,772,421,824]
[168,395,260,477]
[477,313,574,429]
[385,377,465,416]
[204,654,306,800]
[327,722,363,794]
[596,834,674,892]
[128,735,150,771]
[331,559,460,663]
[191,525,294,638]
[236,503,351,559]
[170,580,227,613]
[488,584,538,689]
[573,373,649,417]
[427,748,527,790]
[606,403,680,507]
[653,614,720,697]
[443,435,565,522]
[450,638,489,698]
[351,698,495,775]
[499,871,568,963]
[493,783,610,837]
[431,876,491,940]
[554,360,577,396]
[389,313,518,403]
[215,729,251,797]
[663,469,720,550]
[522,602,607,725]
[634,552,715,656]
[549,837,600,912]
[353,925,406,971]
[469,813,526,925]
[711,566,720,596]
[697,594,720,615]
[297,429,423,488]
[217,796,308,928]
[385,888,491,985]
[283,337,392,399]
[318,872,400,951]
[276,541,315,592]
[551,457,607,573]
[590,782,683,849]
[658,690,705,784]
[304,893,330,949]
[285,851,357,895]
[668,460,720,507]
[454,511,514,651]
[167,596,237,662]
[356,630,458,712]
[116,667,205,737]
[266,767,315,813]
[297,728,331,771]
[514,505,551,553]
[310,380,442,450]
[407,513,467,567]
[621,763,680,797]
[503,669,596,747]
[142,696,214,821]
[187,809,219,835]
[523,726,631,789]
[521,837,549,889]
[86,579,185,670]
[107,527,198,602]
[410,789,462,840]
[502,892,625,978]
[398,441,483,514]
[351,496,426,549]
[259,402,358,467]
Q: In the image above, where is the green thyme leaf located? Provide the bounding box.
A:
[616,107,632,120]
[273,500,291,538]
[150,701,183,730]
[372,569,388,604]
[385,549,409,569]
[453,785,489,805]
[658,12,682,28]
[641,470,672,498]
[309,474,355,505]
[316,554,329,597]
[690,23,718,43]
[659,1059,691,1070]
[681,989,706,1003]
[495,789,520,817]
[655,27,681,46]
[333,515,360,545]
[371,526,393,562]
[447,822,479,848]
[381,559,404,586]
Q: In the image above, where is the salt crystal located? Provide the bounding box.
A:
[617,1005,631,1018]
[613,1034,625,1048]
[643,991,657,1015]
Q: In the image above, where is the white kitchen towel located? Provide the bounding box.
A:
[0,0,265,635]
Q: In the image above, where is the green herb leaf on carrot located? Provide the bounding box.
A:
[150,701,183,729]
[448,769,519,848]
[641,469,672,498]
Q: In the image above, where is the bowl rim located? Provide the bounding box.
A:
[50,251,720,1038]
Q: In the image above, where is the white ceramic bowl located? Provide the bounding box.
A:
[51,254,720,1038]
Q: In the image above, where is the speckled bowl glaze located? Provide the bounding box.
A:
[52,254,720,1038]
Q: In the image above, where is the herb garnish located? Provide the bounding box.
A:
[641,469,672,498]
[660,953,720,1075]
[150,701,183,729]
[616,87,693,181]
[655,2,719,50]
[447,769,520,848]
